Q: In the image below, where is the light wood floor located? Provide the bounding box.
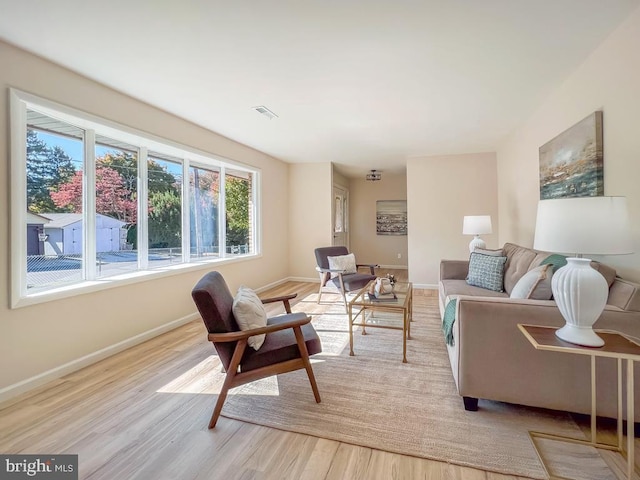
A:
[0,269,596,480]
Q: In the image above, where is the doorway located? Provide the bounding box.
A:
[332,186,349,247]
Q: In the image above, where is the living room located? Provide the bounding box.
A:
[1,2,640,479]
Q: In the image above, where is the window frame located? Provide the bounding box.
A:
[10,89,261,308]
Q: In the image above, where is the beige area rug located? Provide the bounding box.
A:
[219,292,615,479]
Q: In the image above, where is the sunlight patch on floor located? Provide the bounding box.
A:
[157,355,286,396]
[157,355,225,394]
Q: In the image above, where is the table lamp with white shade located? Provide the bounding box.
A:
[463,215,492,252]
[533,196,633,347]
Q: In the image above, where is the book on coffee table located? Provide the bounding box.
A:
[367,292,398,303]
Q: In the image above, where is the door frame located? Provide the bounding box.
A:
[332,185,349,248]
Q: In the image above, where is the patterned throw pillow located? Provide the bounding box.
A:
[466,252,508,292]
[510,264,553,300]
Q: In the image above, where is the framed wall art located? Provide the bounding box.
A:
[376,200,407,236]
[539,111,603,200]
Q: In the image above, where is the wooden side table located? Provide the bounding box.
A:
[518,324,640,480]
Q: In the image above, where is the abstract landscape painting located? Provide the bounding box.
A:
[376,200,407,235]
[539,111,603,199]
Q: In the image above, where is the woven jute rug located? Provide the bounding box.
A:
[219,291,615,479]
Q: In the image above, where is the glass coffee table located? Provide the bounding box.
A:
[348,281,413,363]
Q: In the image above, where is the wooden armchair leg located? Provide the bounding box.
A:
[293,325,321,403]
[338,274,349,313]
[208,340,247,428]
[317,273,324,304]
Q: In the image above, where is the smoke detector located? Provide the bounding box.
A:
[252,105,278,120]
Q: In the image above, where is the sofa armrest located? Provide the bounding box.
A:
[440,260,469,280]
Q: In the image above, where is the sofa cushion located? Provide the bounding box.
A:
[502,243,551,295]
[467,252,507,292]
[591,261,617,288]
[331,272,375,291]
[441,279,509,301]
[240,313,322,372]
[510,264,553,300]
[474,247,504,257]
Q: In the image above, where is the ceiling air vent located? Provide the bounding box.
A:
[252,105,278,120]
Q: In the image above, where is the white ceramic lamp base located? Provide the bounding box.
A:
[468,235,486,253]
[552,257,608,347]
[555,324,604,347]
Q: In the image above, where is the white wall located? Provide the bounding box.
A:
[407,153,499,287]
[497,5,640,282]
[332,168,349,190]
[0,41,291,396]
[288,162,333,280]
[349,174,408,267]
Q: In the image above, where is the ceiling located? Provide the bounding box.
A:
[1,1,638,178]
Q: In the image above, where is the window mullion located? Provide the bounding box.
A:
[249,172,262,253]
[138,147,149,270]
[219,166,226,258]
[252,171,260,255]
[84,129,97,280]
[182,158,191,263]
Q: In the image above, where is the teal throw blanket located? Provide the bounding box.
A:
[442,298,458,347]
[540,254,567,273]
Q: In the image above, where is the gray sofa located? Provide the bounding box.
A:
[439,243,640,419]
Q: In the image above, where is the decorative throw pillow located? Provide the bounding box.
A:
[466,252,507,292]
[327,253,357,278]
[232,286,268,350]
[510,264,553,300]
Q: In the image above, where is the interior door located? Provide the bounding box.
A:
[332,186,348,247]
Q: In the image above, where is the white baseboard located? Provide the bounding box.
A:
[286,276,320,283]
[255,277,320,291]
[0,312,199,405]
[378,264,408,269]
[253,277,293,293]
[413,283,438,290]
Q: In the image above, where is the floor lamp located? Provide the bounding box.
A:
[533,197,633,346]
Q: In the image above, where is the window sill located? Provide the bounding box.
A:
[12,253,262,309]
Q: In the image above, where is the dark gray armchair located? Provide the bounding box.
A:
[191,271,322,428]
[314,246,378,311]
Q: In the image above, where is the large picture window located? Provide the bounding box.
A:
[11,90,260,306]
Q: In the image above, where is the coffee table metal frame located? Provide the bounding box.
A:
[518,324,640,480]
[348,281,413,363]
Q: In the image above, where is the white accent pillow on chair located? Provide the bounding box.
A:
[232,286,268,350]
[327,253,357,278]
